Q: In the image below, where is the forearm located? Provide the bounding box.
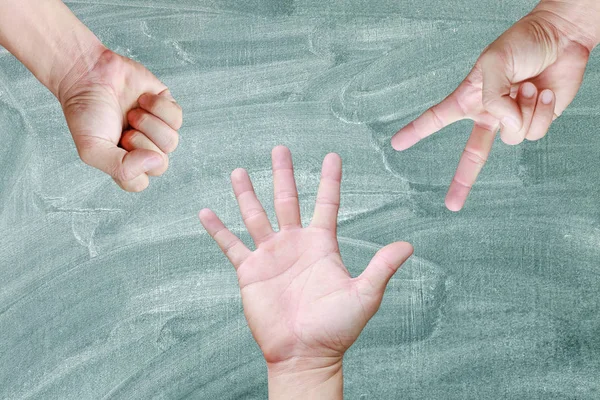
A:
[0,0,105,99]
[535,0,600,50]
[267,358,343,400]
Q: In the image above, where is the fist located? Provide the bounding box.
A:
[59,48,183,192]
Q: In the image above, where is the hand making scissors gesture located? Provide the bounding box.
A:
[392,7,592,211]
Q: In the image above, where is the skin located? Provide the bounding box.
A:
[0,0,182,192]
[60,49,183,192]
[391,0,600,212]
[199,146,414,399]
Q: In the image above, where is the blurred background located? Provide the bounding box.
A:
[0,0,599,398]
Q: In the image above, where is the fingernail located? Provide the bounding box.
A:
[522,83,536,99]
[501,116,520,131]
[144,157,163,170]
[541,90,554,105]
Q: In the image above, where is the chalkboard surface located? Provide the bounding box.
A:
[1,0,599,399]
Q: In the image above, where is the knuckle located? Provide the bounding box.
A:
[463,148,487,166]
[149,99,165,117]
[481,89,498,108]
[428,107,445,130]
[162,132,179,153]
[172,113,183,130]
[316,197,340,207]
[483,43,512,67]
[374,253,397,275]
[112,165,132,182]
[525,17,560,57]
[222,240,239,255]
[274,190,298,201]
[452,176,472,189]
[242,207,266,222]
[111,156,136,182]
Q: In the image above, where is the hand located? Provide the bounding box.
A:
[391,5,594,211]
[199,146,413,398]
[59,48,183,192]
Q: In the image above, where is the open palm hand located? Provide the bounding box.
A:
[391,9,591,211]
[199,146,413,367]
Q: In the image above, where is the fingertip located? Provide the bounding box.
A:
[540,89,554,105]
[138,93,150,107]
[198,208,215,222]
[500,131,525,146]
[272,145,290,156]
[231,167,247,177]
[520,82,537,99]
[321,153,342,177]
[499,112,525,145]
[445,186,468,212]
[323,152,342,165]
[403,241,415,256]
[271,145,293,168]
[393,241,414,259]
[445,200,463,213]
[230,168,249,185]
[127,107,143,124]
[391,129,417,151]
[525,90,556,141]
[500,114,522,132]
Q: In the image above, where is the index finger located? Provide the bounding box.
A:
[391,90,467,151]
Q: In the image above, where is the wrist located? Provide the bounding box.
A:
[535,0,600,50]
[267,356,343,400]
[0,0,106,99]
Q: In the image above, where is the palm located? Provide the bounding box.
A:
[391,13,590,212]
[199,146,413,364]
[65,91,123,148]
[239,228,369,363]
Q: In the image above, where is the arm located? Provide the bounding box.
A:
[0,0,105,99]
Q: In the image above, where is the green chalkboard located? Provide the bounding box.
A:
[0,0,598,398]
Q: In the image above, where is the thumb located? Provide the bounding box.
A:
[357,242,414,296]
[76,136,164,183]
[479,47,523,144]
